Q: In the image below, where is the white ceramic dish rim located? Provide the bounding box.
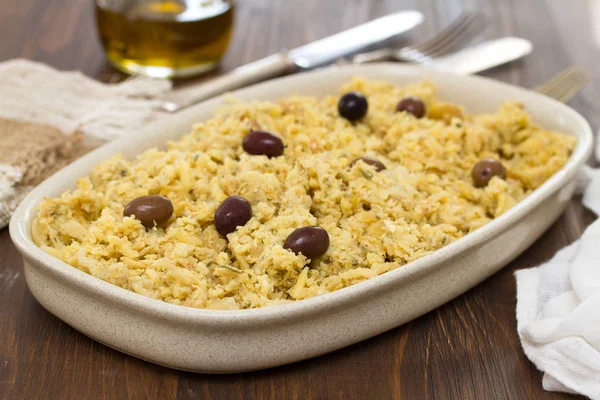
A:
[10,64,593,328]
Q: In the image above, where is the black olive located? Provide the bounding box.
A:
[396,96,426,118]
[284,226,330,259]
[214,195,252,235]
[471,159,507,187]
[350,156,386,172]
[338,92,368,121]
[124,195,173,228]
[242,131,284,158]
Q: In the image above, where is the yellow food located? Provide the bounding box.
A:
[32,78,576,310]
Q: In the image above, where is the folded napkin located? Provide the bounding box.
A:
[0,59,171,229]
[516,147,600,398]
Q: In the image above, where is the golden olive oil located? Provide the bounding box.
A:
[95,0,234,78]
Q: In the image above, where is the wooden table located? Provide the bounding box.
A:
[1,0,598,398]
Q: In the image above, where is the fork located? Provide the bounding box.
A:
[352,11,484,64]
[535,67,588,103]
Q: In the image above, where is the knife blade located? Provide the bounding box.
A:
[424,37,533,75]
[289,11,424,68]
[161,11,424,112]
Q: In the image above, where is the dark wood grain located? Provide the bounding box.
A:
[1,0,598,399]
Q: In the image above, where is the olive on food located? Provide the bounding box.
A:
[350,156,386,172]
[284,226,330,259]
[471,159,507,188]
[338,92,368,121]
[242,130,284,158]
[396,96,426,119]
[124,195,173,228]
[215,195,252,236]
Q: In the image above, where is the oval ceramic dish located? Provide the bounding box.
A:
[10,64,593,373]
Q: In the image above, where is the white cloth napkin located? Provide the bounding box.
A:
[516,135,600,398]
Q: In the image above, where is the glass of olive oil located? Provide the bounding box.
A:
[95,0,235,78]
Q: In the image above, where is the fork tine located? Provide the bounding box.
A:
[414,11,482,56]
[410,12,472,53]
[535,67,588,102]
[552,74,587,103]
[353,11,484,65]
[556,76,587,103]
[535,67,574,94]
[423,13,485,58]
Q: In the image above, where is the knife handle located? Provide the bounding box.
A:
[160,53,298,113]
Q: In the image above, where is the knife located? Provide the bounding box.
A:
[160,11,424,112]
[423,37,533,75]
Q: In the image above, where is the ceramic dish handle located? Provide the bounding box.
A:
[160,53,298,113]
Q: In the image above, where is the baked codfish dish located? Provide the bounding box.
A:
[32,78,576,310]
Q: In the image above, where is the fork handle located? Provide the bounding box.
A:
[160,54,298,113]
[352,48,396,64]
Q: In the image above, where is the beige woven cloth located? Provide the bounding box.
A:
[0,59,172,229]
